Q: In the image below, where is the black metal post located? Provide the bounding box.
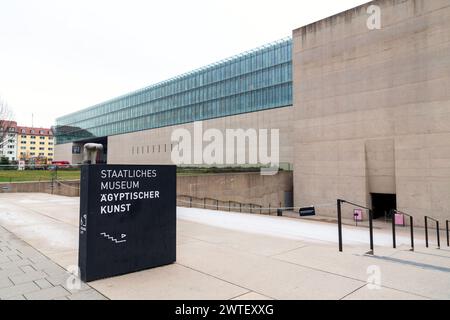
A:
[369,209,374,255]
[392,212,396,249]
[436,221,440,249]
[337,199,343,252]
[410,216,414,251]
[190,197,192,208]
[204,198,206,209]
[425,216,429,248]
[447,220,449,247]
[240,203,242,213]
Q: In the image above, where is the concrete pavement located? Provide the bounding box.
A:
[0,225,106,300]
[0,193,449,300]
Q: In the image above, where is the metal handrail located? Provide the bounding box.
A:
[425,216,441,249]
[337,199,374,255]
[391,210,414,251]
[177,194,265,214]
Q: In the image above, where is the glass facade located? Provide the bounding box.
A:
[55,38,292,145]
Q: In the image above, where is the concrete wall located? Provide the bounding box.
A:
[177,171,293,210]
[55,107,293,166]
[293,0,450,225]
[0,171,293,213]
[0,180,80,197]
[54,143,73,163]
[107,106,293,166]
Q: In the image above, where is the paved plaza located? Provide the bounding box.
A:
[0,225,106,300]
[0,193,449,300]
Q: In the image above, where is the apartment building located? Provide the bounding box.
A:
[17,126,54,162]
[0,121,18,161]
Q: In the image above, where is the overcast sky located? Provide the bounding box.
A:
[0,0,370,128]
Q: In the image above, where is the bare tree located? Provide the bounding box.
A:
[0,96,15,149]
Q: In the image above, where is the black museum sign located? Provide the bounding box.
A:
[78,165,176,282]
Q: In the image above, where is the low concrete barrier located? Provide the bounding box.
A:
[0,180,80,197]
[177,171,293,210]
[0,171,294,209]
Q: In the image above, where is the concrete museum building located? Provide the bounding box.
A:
[55,0,450,224]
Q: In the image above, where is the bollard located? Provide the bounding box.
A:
[447,220,449,247]
[337,199,343,252]
[369,209,374,254]
[425,216,429,248]
[277,209,283,217]
[392,212,396,249]
[410,216,415,251]
[437,221,441,249]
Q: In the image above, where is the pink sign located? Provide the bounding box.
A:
[354,209,363,221]
[395,213,405,226]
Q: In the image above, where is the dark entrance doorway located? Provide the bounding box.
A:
[371,193,397,219]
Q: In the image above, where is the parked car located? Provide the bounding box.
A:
[50,161,71,169]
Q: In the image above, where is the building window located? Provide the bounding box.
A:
[39,153,45,156]
[40,142,45,145]
[21,135,26,138]
[40,130,45,135]
[21,141,26,144]
[30,130,35,134]
[48,153,53,156]
[30,141,36,145]
[30,147,36,150]
[30,152,35,156]
[49,142,54,146]
[21,147,26,150]
[30,136,36,139]
[40,136,45,140]
[21,129,26,134]
[72,146,81,154]
[39,147,45,150]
